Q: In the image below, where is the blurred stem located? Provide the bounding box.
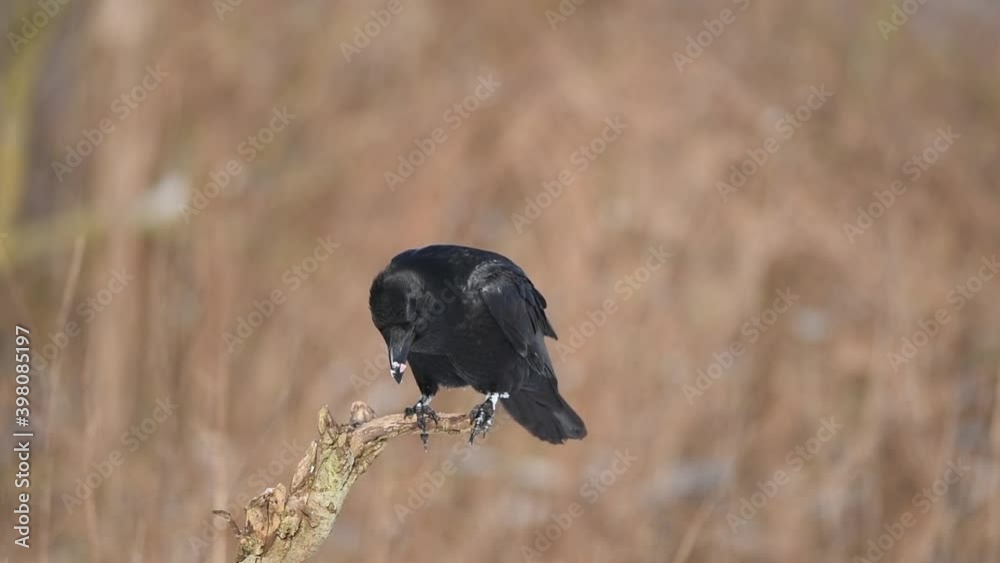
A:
[0,6,92,272]
[0,5,48,233]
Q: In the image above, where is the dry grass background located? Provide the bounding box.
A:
[1,0,1000,562]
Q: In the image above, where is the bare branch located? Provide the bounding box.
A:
[223,402,473,563]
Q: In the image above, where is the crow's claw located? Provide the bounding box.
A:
[404,397,438,450]
[468,398,496,445]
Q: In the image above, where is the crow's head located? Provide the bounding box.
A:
[369,269,427,383]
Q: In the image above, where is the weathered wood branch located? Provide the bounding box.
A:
[217,402,473,563]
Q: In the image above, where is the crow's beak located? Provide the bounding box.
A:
[388,327,415,383]
[390,361,407,383]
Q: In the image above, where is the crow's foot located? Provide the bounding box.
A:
[469,392,508,444]
[404,395,439,449]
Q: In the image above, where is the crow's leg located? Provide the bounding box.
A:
[404,395,439,449]
[469,392,509,444]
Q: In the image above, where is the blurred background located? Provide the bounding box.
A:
[2,0,1000,562]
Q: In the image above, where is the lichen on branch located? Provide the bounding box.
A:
[217,402,473,563]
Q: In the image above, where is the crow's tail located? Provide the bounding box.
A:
[501,380,587,444]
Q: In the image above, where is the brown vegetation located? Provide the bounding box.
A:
[1,0,999,562]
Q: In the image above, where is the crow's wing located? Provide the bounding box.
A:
[477,266,558,376]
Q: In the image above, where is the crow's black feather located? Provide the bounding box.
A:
[369,245,586,444]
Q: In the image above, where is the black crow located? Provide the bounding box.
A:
[368,245,587,445]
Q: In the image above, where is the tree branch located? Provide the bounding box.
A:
[218,402,473,563]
